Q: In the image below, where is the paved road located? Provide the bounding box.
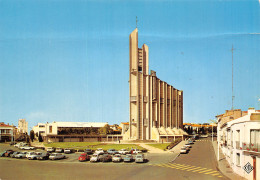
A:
[150,138,228,180]
[0,139,228,180]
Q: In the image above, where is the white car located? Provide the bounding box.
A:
[49,153,65,160]
[15,152,27,158]
[14,142,27,148]
[64,148,71,154]
[46,147,55,153]
[28,152,42,160]
[180,147,187,154]
[118,149,130,155]
[20,146,35,150]
[55,147,63,153]
[112,154,122,162]
[132,149,142,154]
[95,148,104,154]
[184,144,191,148]
[135,153,145,163]
[90,154,99,162]
[26,152,36,158]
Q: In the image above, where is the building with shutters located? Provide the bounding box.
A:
[217,107,260,180]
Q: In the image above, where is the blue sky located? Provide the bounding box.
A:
[0,0,259,130]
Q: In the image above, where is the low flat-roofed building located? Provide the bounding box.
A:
[33,122,123,142]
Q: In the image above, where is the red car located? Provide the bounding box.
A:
[78,153,90,162]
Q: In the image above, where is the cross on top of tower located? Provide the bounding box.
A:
[136,16,138,28]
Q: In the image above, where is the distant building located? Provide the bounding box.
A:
[32,122,122,142]
[217,107,260,180]
[183,123,217,134]
[18,119,28,134]
[0,122,16,142]
[124,28,186,142]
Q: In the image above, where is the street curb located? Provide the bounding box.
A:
[171,153,180,163]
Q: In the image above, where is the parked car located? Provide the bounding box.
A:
[184,144,192,148]
[188,140,194,144]
[78,153,90,162]
[0,151,7,157]
[112,154,122,163]
[28,152,43,160]
[107,149,118,155]
[84,149,93,155]
[55,147,63,153]
[180,147,187,154]
[132,149,142,154]
[49,153,65,160]
[11,151,20,158]
[124,154,133,162]
[95,148,104,155]
[118,149,130,155]
[26,152,36,158]
[135,153,145,163]
[14,142,27,148]
[20,146,35,150]
[46,147,55,153]
[99,154,112,162]
[15,152,27,158]
[90,153,100,162]
[4,150,14,157]
[64,148,71,154]
[37,152,50,160]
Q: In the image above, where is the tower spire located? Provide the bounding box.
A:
[231,44,235,110]
[136,16,138,28]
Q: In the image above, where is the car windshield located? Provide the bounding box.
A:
[93,155,98,157]
[136,155,143,158]
[126,155,131,158]
[181,148,186,150]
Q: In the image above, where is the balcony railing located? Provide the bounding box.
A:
[239,142,260,152]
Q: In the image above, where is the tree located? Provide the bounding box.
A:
[30,130,34,142]
[98,124,113,135]
[38,133,43,142]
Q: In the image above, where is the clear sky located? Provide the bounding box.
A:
[0,0,259,130]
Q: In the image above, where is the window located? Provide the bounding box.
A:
[236,130,240,149]
[49,126,52,133]
[250,129,260,145]
[39,125,45,128]
[236,153,240,166]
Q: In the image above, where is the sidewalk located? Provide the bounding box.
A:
[138,143,170,153]
[211,141,246,180]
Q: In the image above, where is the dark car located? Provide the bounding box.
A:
[99,154,112,162]
[78,153,91,162]
[84,149,93,155]
[4,150,14,157]
[37,152,50,160]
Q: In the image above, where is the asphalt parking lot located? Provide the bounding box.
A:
[0,143,176,165]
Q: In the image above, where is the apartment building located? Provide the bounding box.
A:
[0,122,15,142]
[124,28,186,142]
[18,119,28,134]
[217,108,260,180]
